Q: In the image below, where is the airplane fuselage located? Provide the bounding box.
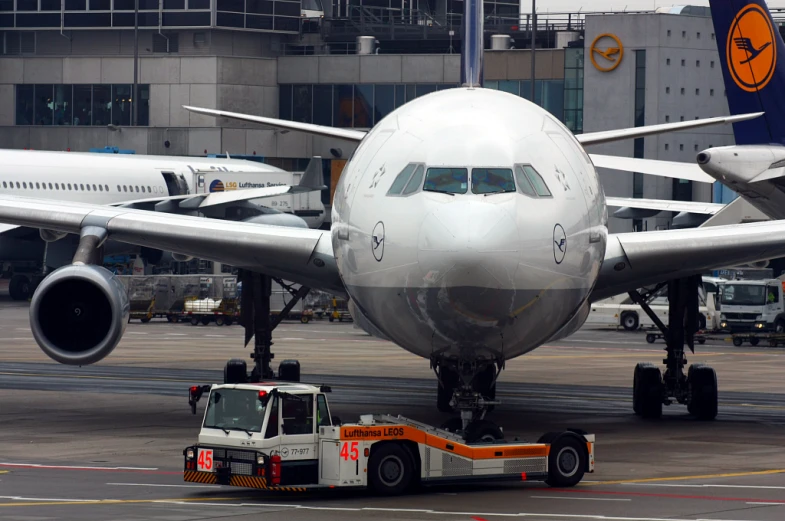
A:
[332,88,608,365]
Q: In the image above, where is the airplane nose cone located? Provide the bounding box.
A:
[418,201,519,288]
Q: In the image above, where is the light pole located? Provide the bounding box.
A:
[132,0,139,126]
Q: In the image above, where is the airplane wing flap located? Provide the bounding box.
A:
[0,194,345,296]
[593,221,785,301]
[605,196,723,215]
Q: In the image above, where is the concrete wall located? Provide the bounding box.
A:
[584,13,734,232]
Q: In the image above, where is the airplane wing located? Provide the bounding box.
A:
[592,220,785,301]
[605,197,724,215]
[114,156,327,212]
[0,195,345,297]
[589,154,715,184]
[184,105,761,148]
[576,113,763,146]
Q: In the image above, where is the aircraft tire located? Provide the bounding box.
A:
[688,365,718,421]
[464,420,503,443]
[224,358,248,384]
[636,363,662,419]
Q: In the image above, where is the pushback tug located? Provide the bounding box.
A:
[183,364,595,495]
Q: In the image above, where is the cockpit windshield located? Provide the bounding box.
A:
[203,388,267,434]
[471,168,516,194]
[424,168,468,195]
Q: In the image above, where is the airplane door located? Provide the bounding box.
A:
[276,393,318,485]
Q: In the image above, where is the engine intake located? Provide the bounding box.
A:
[30,265,130,365]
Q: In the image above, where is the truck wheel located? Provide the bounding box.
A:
[329,315,334,322]
[646,334,656,344]
[698,315,707,331]
[733,337,743,347]
[166,315,174,323]
[224,317,233,326]
[368,443,414,496]
[140,317,151,323]
[621,312,639,331]
[465,420,504,443]
[215,316,225,326]
[697,337,706,345]
[750,337,759,347]
[300,315,310,324]
[545,435,587,488]
[200,316,211,326]
[776,320,785,334]
[688,365,718,420]
[190,317,199,326]
[8,274,31,301]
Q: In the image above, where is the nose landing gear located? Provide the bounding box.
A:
[434,359,504,442]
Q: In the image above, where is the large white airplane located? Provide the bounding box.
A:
[0,0,778,439]
[0,149,326,299]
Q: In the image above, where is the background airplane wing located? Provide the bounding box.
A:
[605,197,723,215]
[576,113,763,146]
[590,154,715,183]
[0,195,345,296]
[184,106,367,143]
[592,221,785,301]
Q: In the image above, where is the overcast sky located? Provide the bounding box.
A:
[521,0,785,13]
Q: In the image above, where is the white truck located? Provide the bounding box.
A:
[586,278,718,332]
[719,277,785,337]
[184,381,595,495]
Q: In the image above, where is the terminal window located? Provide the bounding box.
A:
[15,84,150,126]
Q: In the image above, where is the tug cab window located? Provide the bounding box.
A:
[281,394,314,435]
[516,165,552,197]
[424,168,468,194]
[471,168,516,194]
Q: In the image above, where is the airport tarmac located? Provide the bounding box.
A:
[0,297,784,520]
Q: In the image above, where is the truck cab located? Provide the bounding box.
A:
[719,278,785,333]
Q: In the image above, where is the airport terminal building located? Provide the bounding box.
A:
[0,3,747,231]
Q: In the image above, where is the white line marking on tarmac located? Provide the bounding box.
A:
[127,332,148,335]
[531,496,632,502]
[279,338,305,341]
[205,335,225,338]
[0,463,158,471]
[624,483,785,490]
[165,333,187,336]
[746,502,785,506]
[0,496,90,502]
[106,483,220,488]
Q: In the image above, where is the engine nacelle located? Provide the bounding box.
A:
[543,301,590,343]
[347,299,392,341]
[30,265,129,365]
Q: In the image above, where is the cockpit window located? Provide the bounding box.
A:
[387,164,417,195]
[517,165,552,197]
[424,168,468,195]
[514,166,537,197]
[402,165,424,195]
[471,168,516,194]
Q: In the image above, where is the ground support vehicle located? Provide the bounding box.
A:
[183,382,595,495]
[729,332,785,347]
[719,278,785,334]
[183,296,240,326]
[328,297,353,322]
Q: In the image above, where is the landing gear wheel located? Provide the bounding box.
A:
[733,337,743,347]
[545,435,587,488]
[200,316,211,326]
[278,359,301,382]
[688,364,718,421]
[439,418,463,434]
[223,358,248,384]
[215,316,225,326]
[464,420,503,443]
[8,274,30,301]
[621,311,639,331]
[635,362,662,419]
[749,337,759,347]
[140,317,151,323]
[190,317,199,326]
[368,443,414,496]
[437,365,458,413]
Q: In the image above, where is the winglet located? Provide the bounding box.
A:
[292,157,328,193]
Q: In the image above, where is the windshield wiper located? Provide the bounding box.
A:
[207,424,231,435]
[482,190,515,196]
[424,189,456,196]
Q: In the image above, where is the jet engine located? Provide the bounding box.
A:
[29,265,129,365]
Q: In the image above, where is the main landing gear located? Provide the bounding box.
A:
[628,276,718,420]
[222,269,311,385]
[434,358,505,443]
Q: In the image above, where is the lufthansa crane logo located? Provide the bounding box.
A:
[590,33,624,72]
[553,224,566,265]
[727,4,777,92]
[209,179,225,192]
[372,221,385,262]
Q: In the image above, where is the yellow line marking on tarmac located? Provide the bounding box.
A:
[0,496,255,508]
[584,468,785,486]
[0,471,8,474]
